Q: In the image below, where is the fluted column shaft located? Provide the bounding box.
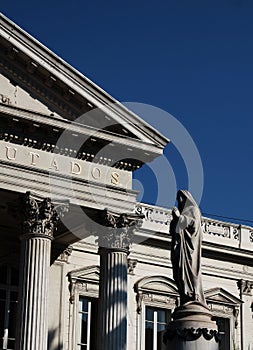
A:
[17,234,52,350]
[16,192,60,350]
[97,210,143,350]
[98,248,128,350]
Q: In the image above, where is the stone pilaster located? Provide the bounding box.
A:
[16,192,60,350]
[97,210,143,350]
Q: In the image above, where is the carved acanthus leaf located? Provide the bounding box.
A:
[98,210,144,249]
[22,191,68,237]
[237,279,253,295]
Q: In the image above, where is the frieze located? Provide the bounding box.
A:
[0,130,139,171]
[136,292,176,314]
[143,293,175,305]
[0,141,130,188]
[208,304,234,315]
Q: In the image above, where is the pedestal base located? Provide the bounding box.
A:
[165,335,219,350]
[164,301,220,350]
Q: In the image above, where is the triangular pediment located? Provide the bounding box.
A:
[205,288,242,306]
[0,71,62,118]
[0,13,168,166]
[69,265,100,282]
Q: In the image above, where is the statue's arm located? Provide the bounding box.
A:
[177,214,195,231]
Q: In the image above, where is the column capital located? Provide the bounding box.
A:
[98,209,144,250]
[21,191,67,239]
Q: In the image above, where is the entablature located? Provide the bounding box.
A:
[0,104,151,171]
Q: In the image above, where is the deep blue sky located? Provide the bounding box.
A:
[1,1,253,224]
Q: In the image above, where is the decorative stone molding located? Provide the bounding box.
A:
[98,210,144,250]
[164,327,220,342]
[237,279,253,296]
[74,281,88,295]
[135,203,253,249]
[134,275,178,314]
[205,287,242,331]
[128,258,137,275]
[139,293,176,313]
[202,221,239,240]
[250,230,253,243]
[135,204,171,226]
[68,265,100,303]
[57,245,73,263]
[233,307,240,329]
[22,192,58,238]
[0,93,11,105]
[0,121,141,171]
[22,191,68,238]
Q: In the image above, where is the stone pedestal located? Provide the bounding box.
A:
[16,192,59,350]
[97,210,143,350]
[164,301,220,350]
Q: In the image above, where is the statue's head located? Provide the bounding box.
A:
[177,190,199,213]
[177,191,187,212]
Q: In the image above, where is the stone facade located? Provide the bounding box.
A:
[0,13,252,350]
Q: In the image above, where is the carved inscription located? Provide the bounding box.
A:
[0,94,11,105]
[0,141,129,188]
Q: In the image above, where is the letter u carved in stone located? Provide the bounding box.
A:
[5,146,17,160]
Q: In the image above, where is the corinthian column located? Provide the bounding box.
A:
[97,210,143,350]
[16,192,59,350]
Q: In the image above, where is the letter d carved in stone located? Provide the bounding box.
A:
[71,161,81,175]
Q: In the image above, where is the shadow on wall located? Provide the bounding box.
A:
[48,328,63,350]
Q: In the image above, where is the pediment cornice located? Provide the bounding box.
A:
[205,287,242,306]
[0,13,169,159]
[68,265,100,282]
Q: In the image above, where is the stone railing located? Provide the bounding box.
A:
[135,203,253,251]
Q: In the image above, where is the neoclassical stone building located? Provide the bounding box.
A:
[0,13,252,350]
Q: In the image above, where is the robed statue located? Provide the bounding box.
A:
[170,190,206,307]
[164,190,219,347]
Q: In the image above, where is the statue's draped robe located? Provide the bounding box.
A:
[170,190,205,305]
